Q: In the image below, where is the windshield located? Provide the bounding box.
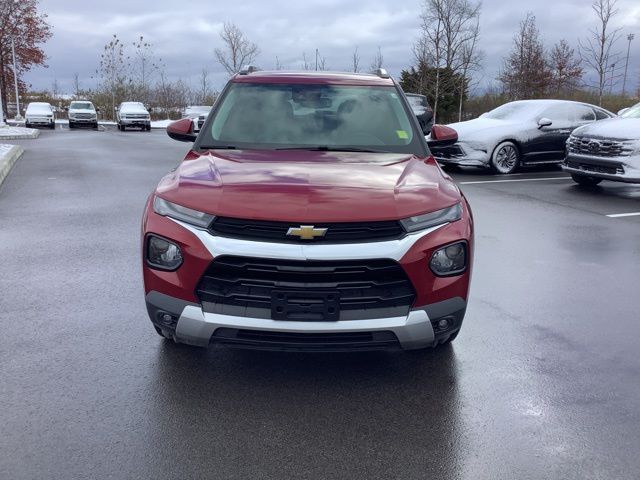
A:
[122,102,145,109]
[199,83,423,154]
[70,102,94,110]
[27,103,51,113]
[484,102,542,120]
[620,103,640,119]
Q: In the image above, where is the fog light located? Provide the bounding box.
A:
[438,318,450,329]
[430,242,467,276]
[146,235,183,270]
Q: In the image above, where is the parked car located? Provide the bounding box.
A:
[116,102,151,131]
[142,68,473,352]
[182,105,212,132]
[67,100,98,129]
[432,99,614,174]
[25,102,55,129]
[564,102,640,186]
[405,93,434,135]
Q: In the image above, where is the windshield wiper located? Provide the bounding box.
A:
[275,146,387,153]
[198,145,238,150]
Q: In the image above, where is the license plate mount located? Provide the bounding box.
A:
[271,290,340,321]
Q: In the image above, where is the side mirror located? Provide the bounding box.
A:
[617,108,629,116]
[427,124,458,148]
[96,108,101,113]
[64,107,69,112]
[537,117,552,129]
[167,118,197,142]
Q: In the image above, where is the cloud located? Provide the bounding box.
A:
[23,0,640,95]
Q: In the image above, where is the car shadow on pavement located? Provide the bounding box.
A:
[145,343,465,477]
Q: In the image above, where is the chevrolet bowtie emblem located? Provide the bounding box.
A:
[286,225,328,240]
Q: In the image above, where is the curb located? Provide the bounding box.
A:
[0,129,40,140]
[0,145,24,189]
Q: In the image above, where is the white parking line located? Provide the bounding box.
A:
[458,177,571,185]
[606,212,640,218]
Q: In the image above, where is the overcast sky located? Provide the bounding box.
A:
[23,0,640,95]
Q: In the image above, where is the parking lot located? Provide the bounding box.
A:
[1,128,640,479]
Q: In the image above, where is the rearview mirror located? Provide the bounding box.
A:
[427,124,458,148]
[537,117,552,128]
[167,118,197,142]
[617,108,629,116]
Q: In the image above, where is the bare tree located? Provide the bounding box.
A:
[415,0,481,122]
[579,0,621,105]
[132,36,159,103]
[352,47,360,73]
[302,52,311,71]
[214,22,260,75]
[457,17,481,121]
[97,34,130,119]
[549,39,583,94]
[499,13,551,99]
[198,69,211,104]
[72,72,81,98]
[317,52,328,71]
[50,77,60,101]
[275,56,283,70]
[369,47,384,71]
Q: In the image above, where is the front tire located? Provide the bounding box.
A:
[50,122,55,130]
[68,122,75,129]
[490,141,520,174]
[121,124,126,131]
[571,173,602,187]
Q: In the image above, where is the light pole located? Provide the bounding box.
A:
[622,34,635,97]
[10,36,21,120]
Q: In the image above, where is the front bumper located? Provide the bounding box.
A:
[69,117,97,124]
[120,118,150,126]
[432,142,489,167]
[26,117,53,125]
[142,199,473,351]
[146,291,466,351]
[563,153,640,183]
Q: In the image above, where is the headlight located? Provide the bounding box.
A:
[400,203,462,233]
[153,196,215,228]
[146,235,183,270]
[430,242,467,276]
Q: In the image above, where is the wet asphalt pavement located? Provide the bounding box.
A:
[1,128,640,479]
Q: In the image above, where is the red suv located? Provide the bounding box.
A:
[142,68,473,352]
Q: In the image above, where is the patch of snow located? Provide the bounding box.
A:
[572,118,640,140]
[151,119,174,128]
[0,143,13,156]
[0,125,38,137]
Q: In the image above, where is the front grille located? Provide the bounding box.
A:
[210,217,405,243]
[196,256,416,321]
[75,113,94,119]
[566,160,624,175]
[125,114,148,119]
[568,137,633,157]
[432,144,465,160]
[212,328,400,351]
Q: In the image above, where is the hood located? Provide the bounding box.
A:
[121,107,149,115]
[573,117,640,141]
[447,117,522,141]
[156,150,461,222]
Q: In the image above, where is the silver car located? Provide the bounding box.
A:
[564,102,640,186]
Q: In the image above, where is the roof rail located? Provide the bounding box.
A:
[238,65,259,75]
[373,68,390,79]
